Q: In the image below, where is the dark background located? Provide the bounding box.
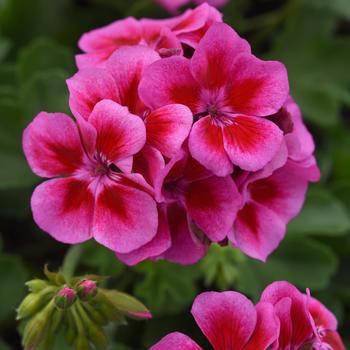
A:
[0,0,349,349]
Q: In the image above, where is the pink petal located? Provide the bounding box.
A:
[273,297,293,349]
[31,177,94,243]
[191,23,250,90]
[93,178,158,253]
[189,116,233,176]
[308,297,337,331]
[223,115,283,171]
[244,302,279,350]
[163,203,207,264]
[284,97,316,161]
[150,332,202,350]
[156,27,183,55]
[145,104,193,158]
[139,56,201,113]
[116,204,171,265]
[230,201,285,261]
[78,17,141,65]
[106,45,160,115]
[133,145,165,187]
[185,176,241,242]
[75,51,111,70]
[225,54,289,116]
[248,160,309,222]
[191,291,257,350]
[67,68,119,119]
[260,281,314,349]
[320,331,345,350]
[23,112,85,178]
[88,100,146,162]
[195,0,228,6]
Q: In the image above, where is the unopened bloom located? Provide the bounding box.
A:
[77,280,98,301]
[23,99,158,253]
[139,23,289,176]
[55,287,77,309]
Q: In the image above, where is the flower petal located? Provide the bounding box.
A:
[106,45,160,115]
[116,204,171,265]
[225,54,289,116]
[150,332,202,350]
[93,178,158,253]
[139,56,201,113]
[145,104,193,158]
[67,68,119,119]
[308,297,337,331]
[78,17,141,66]
[31,177,94,244]
[191,291,257,350]
[189,116,233,176]
[320,331,345,350]
[191,23,250,90]
[248,160,309,222]
[260,281,314,349]
[230,201,285,261]
[163,203,207,264]
[223,115,283,172]
[23,112,85,178]
[244,302,279,350]
[89,100,146,162]
[185,176,241,242]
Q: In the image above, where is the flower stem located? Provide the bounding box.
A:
[62,245,83,282]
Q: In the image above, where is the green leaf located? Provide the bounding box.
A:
[0,36,11,62]
[0,339,10,350]
[0,152,38,189]
[100,289,151,318]
[134,261,200,315]
[0,253,28,321]
[288,187,350,236]
[237,236,338,300]
[20,69,70,125]
[17,38,73,82]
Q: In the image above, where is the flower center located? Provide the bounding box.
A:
[163,179,186,203]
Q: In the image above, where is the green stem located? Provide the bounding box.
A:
[62,245,83,282]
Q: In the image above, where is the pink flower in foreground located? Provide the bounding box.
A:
[261,281,345,350]
[150,282,345,350]
[23,99,159,254]
[139,23,289,176]
[76,4,222,68]
[155,0,229,14]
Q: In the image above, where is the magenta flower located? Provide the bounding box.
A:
[139,23,289,176]
[260,281,345,350]
[68,45,193,159]
[150,290,279,350]
[117,147,242,265]
[150,282,345,350]
[76,4,222,68]
[23,99,159,254]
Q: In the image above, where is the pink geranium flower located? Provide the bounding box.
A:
[117,147,242,265]
[68,45,193,159]
[22,99,159,254]
[261,281,345,350]
[150,290,279,350]
[139,23,289,176]
[151,282,345,350]
[76,3,222,68]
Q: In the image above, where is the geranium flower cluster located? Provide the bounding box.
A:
[150,281,345,350]
[23,4,319,265]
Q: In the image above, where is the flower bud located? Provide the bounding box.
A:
[17,293,43,320]
[77,280,98,301]
[74,335,91,350]
[25,279,48,293]
[55,287,77,309]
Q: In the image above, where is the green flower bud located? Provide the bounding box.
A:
[55,287,77,309]
[17,286,56,320]
[74,335,91,350]
[22,301,55,349]
[82,302,108,326]
[25,279,48,293]
[77,280,98,302]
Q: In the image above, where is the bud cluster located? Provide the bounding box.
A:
[17,267,151,350]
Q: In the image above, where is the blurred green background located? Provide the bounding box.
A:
[0,0,349,349]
